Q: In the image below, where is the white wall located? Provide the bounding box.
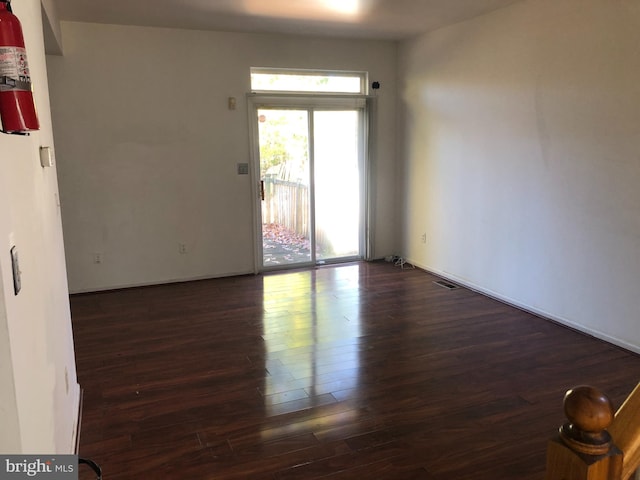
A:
[41,0,63,55]
[400,0,640,352]
[0,0,79,453]
[0,220,20,453]
[47,22,399,293]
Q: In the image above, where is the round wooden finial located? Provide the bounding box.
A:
[559,385,615,455]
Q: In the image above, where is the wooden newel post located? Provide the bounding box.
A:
[545,385,623,480]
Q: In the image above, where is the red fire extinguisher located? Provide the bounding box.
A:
[0,0,39,134]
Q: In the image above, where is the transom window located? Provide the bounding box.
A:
[250,67,368,95]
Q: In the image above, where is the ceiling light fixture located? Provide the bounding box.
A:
[321,0,361,16]
[240,0,369,21]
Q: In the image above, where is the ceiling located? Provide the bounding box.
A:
[52,0,524,41]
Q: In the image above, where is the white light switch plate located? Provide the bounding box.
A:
[10,246,21,295]
[40,146,54,168]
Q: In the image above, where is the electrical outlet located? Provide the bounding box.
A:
[179,243,187,254]
[93,253,102,264]
[421,233,427,244]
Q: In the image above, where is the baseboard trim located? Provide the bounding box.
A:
[408,260,640,356]
[73,387,83,454]
[69,269,255,294]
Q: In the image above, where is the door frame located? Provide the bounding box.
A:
[247,93,373,273]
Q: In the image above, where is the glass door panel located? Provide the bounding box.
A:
[253,101,365,271]
[258,109,312,268]
[314,111,361,261]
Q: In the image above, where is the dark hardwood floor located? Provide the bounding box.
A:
[71,261,640,479]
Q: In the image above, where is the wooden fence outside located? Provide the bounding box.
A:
[262,178,310,238]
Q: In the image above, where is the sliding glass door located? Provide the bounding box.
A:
[252,100,366,270]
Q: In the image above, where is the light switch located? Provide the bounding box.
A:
[10,246,21,295]
[40,146,54,168]
[237,163,249,175]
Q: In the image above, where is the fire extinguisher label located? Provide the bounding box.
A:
[0,46,31,92]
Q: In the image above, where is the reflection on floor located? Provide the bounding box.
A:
[261,266,361,416]
[71,262,640,479]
